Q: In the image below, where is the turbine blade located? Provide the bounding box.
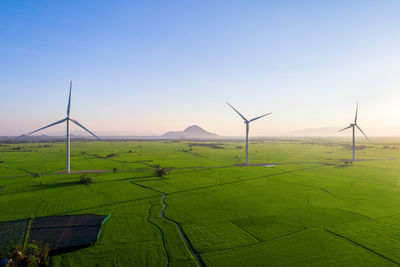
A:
[354,101,358,124]
[226,102,248,122]
[338,125,352,132]
[67,81,72,117]
[27,118,67,135]
[70,118,100,140]
[249,112,272,123]
[356,125,369,141]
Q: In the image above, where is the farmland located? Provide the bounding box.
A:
[1,139,400,266]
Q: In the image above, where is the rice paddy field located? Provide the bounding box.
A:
[1,138,400,266]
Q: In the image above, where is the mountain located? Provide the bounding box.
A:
[161,125,219,139]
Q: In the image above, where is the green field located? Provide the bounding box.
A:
[1,138,400,266]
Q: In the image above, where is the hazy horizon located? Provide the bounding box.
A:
[4,124,400,138]
[1,1,400,137]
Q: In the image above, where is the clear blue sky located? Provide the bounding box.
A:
[1,1,400,136]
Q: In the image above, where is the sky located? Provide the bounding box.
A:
[1,1,400,137]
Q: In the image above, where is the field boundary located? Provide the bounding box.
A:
[23,218,33,247]
[228,220,262,242]
[324,228,400,266]
[96,214,112,241]
[201,227,309,254]
[168,165,325,196]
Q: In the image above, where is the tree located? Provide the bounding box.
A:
[155,165,168,179]
[80,175,94,185]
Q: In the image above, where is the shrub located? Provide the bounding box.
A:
[7,242,49,267]
[80,175,93,185]
[383,145,398,150]
[112,168,117,173]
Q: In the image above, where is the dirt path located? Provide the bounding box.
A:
[60,170,112,174]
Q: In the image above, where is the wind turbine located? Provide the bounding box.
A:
[338,102,369,161]
[27,81,100,173]
[227,102,271,165]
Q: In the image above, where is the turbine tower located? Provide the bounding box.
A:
[338,102,369,161]
[227,102,271,165]
[27,81,100,173]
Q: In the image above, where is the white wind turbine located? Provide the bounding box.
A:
[227,102,271,165]
[27,81,100,173]
[338,102,369,161]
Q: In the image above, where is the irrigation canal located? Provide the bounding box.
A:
[160,193,204,267]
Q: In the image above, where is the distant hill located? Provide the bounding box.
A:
[161,125,219,139]
[289,127,341,137]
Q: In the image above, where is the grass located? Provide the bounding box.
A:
[1,138,400,266]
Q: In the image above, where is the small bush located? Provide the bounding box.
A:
[80,175,93,185]
[188,143,224,149]
[112,168,117,173]
[182,147,193,152]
